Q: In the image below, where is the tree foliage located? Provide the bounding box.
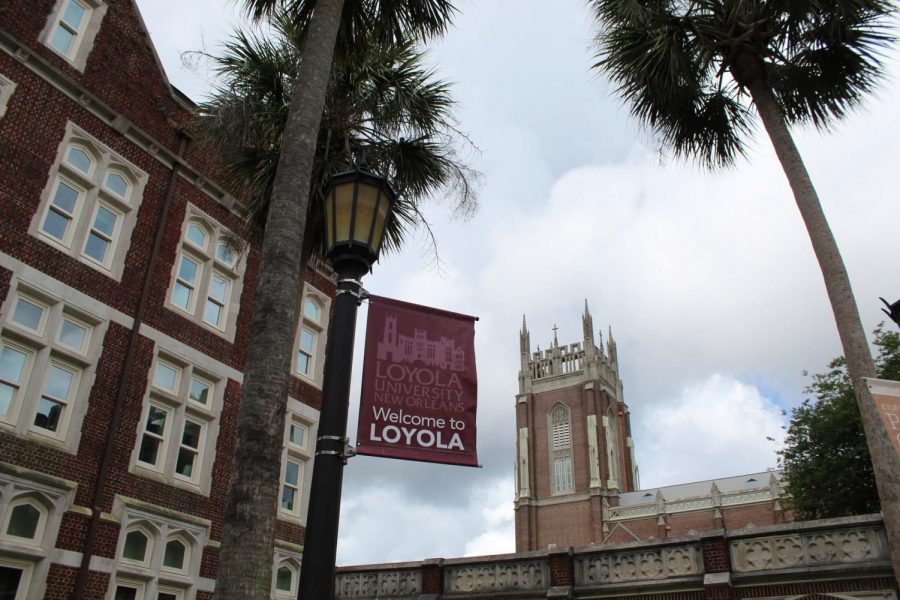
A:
[589,0,895,168]
[781,324,900,520]
[196,11,478,262]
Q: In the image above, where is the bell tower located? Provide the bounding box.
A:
[514,301,638,552]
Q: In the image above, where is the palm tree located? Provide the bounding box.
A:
[212,1,459,598]
[197,14,476,263]
[590,0,899,576]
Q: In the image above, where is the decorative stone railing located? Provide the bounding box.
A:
[444,558,548,594]
[575,543,702,584]
[333,515,892,599]
[730,520,889,573]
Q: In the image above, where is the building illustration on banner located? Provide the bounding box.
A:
[377,313,466,371]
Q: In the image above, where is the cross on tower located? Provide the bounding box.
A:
[552,324,559,347]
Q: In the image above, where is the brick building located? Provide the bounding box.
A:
[515,303,787,552]
[0,0,332,598]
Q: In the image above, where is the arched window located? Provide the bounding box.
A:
[121,527,152,566]
[549,404,574,493]
[274,559,299,596]
[35,126,146,278]
[162,536,190,573]
[295,286,329,386]
[3,499,47,543]
[168,211,243,334]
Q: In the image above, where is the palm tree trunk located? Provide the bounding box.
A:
[214,0,346,598]
[748,80,900,579]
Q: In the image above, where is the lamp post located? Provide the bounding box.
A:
[298,161,395,599]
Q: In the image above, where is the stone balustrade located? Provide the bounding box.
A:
[333,514,894,599]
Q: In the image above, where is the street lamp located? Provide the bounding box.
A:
[298,161,395,599]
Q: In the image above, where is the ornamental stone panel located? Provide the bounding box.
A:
[335,569,422,598]
[445,560,549,593]
[576,544,702,585]
[730,526,888,572]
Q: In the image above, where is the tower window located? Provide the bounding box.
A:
[548,404,574,494]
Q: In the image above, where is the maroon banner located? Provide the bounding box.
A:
[356,295,478,467]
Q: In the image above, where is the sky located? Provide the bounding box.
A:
[134,0,900,565]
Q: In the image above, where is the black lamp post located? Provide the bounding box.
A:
[297,161,394,599]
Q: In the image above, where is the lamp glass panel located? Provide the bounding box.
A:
[332,181,355,245]
[351,183,378,246]
[371,192,391,253]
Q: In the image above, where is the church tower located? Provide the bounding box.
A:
[514,302,639,551]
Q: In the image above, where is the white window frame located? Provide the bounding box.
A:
[0,556,34,600]
[293,284,331,388]
[0,284,102,452]
[39,0,108,72]
[272,547,302,599]
[278,399,318,524]
[131,352,223,495]
[166,207,246,340]
[30,123,147,280]
[0,472,75,600]
[548,403,574,494]
[0,73,17,119]
[110,506,206,600]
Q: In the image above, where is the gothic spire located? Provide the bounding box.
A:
[582,299,595,348]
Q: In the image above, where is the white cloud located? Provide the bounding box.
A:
[635,374,786,488]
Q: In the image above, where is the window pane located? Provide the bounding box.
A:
[202,300,222,327]
[163,539,186,570]
[289,424,305,447]
[210,275,228,302]
[66,147,91,173]
[303,299,319,321]
[181,420,201,449]
[281,486,295,511]
[295,353,309,375]
[61,0,86,29]
[6,503,40,538]
[138,436,160,465]
[50,26,75,55]
[216,242,236,266]
[186,224,207,248]
[0,383,14,417]
[52,181,80,213]
[12,299,44,330]
[114,586,138,600]
[153,362,178,391]
[105,172,128,197]
[189,378,210,405]
[59,319,88,350]
[45,365,74,399]
[178,256,198,284]
[145,405,168,435]
[158,593,179,600]
[93,205,118,236]
[299,329,314,353]
[34,397,63,431]
[276,566,293,591]
[171,282,191,310]
[123,530,148,561]
[83,232,110,262]
[285,461,299,486]
[42,209,71,241]
[0,566,23,595]
[0,346,27,382]
[175,449,195,477]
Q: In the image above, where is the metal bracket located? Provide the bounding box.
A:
[335,287,369,304]
[337,278,364,286]
[315,436,357,463]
